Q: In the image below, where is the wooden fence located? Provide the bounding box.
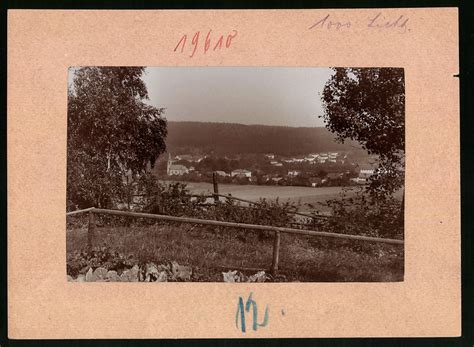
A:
[66,206,404,275]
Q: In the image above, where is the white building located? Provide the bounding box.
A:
[231,169,252,178]
[167,154,189,175]
[288,170,301,176]
[168,164,189,176]
[358,164,376,179]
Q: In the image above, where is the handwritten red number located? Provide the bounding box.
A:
[213,35,224,51]
[174,30,238,57]
[226,30,238,48]
[174,34,187,53]
[189,31,200,58]
[204,30,212,54]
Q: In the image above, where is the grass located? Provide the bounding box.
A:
[66,221,404,282]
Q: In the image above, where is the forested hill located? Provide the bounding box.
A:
[165,121,361,156]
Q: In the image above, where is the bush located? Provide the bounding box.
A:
[320,191,403,239]
[67,174,403,257]
[310,188,403,255]
[131,178,301,240]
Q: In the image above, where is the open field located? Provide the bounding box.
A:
[66,222,404,282]
[161,181,353,212]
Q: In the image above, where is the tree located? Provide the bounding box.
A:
[321,67,405,199]
[67,67,167,209]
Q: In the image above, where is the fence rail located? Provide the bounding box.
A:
[66,207,95,216]
[66,206,404,275]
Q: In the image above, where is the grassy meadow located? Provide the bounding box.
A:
[67,221,404,282]
[161,181,354,213]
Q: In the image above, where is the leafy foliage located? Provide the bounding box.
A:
[138,179,300,240]
[321,68,405,198]
[67,67,167,209]
[67,246,139,278]
[319,188,403,239]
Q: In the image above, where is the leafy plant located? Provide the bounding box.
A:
[67,67,167,209]
[321,67,405,201]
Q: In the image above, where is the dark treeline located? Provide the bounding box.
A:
[165,121,362,156]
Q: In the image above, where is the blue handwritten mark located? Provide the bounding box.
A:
[236,292,269,333]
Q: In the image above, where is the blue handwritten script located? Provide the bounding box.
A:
[236,292,269,333]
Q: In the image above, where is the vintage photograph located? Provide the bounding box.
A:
[66,67,405,283]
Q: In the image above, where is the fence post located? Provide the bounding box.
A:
[271,230,281,275]
[87,211,96,249]
[213,172,219,203]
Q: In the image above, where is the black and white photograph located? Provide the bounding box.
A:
[66,67,405,283]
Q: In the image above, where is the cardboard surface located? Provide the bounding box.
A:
[7,9,459,338]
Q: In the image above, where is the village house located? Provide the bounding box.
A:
[214,170,228,177]
[270,161,283,166]
[231,169,252,178]
[358,164,376,179]
[265,154,275,160]
[167,164,189,176]
[309,177,322,187]
[288,170,301,177]
[317,153,329,163]
[167,155,189,176]
[348,164,377,184]
[350,177,367,184]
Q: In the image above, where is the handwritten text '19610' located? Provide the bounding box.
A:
[174,30,238,58]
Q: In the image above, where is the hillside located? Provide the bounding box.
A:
[165,121,362,156]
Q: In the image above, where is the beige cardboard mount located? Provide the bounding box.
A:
[8,9,459,338]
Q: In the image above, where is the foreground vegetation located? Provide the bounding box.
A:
[67,220,403,282]
[66,181,404,282]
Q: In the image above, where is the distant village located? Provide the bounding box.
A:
[158,151,377,188]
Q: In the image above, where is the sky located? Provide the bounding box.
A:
[141,67,334,127]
